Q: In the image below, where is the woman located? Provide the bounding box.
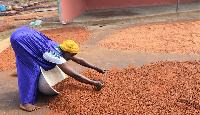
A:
[10,26,105,112]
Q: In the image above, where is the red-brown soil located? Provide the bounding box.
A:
[0,23,16,32]
[0,0,58,30]
[99,20,200,54]
[0,10,58,31]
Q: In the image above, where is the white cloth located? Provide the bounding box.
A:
[43,50,66,64]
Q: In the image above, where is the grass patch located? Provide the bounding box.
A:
[0,29,16,41]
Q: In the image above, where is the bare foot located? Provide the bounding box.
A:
[20,103,40,112]
[95,81,104,91]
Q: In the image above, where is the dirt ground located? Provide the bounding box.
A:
[0,10,58,32]
[0,3,200,114]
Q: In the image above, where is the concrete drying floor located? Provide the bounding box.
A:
[70,1,200,25]
[0,1,200,115]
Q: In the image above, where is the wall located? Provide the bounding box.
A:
[85,0,200,10]
[60,0,86,21]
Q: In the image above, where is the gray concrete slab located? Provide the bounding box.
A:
[0,70,52,115]
[69,1,200,25]
[0,1,200,115]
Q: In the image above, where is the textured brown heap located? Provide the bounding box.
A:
[45,61,200,114]
[99,20,200,54]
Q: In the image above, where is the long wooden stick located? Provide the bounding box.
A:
[102,70,108,83]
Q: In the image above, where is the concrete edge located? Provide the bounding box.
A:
[0,37,10,53]
[42,9,200,26]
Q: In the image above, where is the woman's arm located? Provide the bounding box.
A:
[71,55,105,73]
[57,62,101,86]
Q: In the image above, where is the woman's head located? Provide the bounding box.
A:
[60,40,79,53]
[60,40,79,60]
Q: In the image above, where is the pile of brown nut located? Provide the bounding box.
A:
[45,60,200,114]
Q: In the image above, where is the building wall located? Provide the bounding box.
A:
[85,0,200,10]
[60,0,86,22]
[85,0,171,10]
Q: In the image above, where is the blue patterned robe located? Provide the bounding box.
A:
[10,26,62,104]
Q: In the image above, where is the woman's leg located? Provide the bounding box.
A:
[16,55,41,112]
[11,37,41,111]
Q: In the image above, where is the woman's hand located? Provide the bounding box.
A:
[96,68,106,74]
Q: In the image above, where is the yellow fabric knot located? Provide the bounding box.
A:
[60,40,79,54]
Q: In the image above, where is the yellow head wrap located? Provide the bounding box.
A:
[60,40,79,54]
